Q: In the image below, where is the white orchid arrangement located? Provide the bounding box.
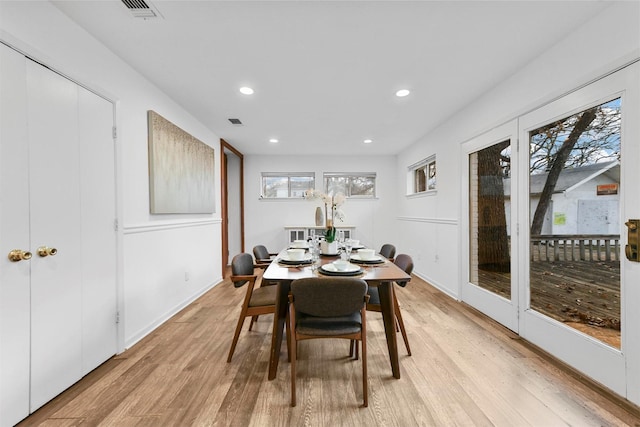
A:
[303,189,346,241]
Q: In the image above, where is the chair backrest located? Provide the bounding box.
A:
[379,244,396,260]
[291,278,367,317]
[231,253,255,288]
[253,245,270,261]
[394,254,414,287]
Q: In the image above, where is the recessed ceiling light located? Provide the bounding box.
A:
[363,139,373,144]
[239,86,254,95]
[269,138,279,143]
[395,89,410,97]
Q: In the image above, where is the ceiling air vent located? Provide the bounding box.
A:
[121,0,162,19]
[228,118,243,126]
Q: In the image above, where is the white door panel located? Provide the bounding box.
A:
[518,62,639,400]
[78,87,117,375]
[27,60,84,410]
[0,43,31,427]
[462,119,519,332]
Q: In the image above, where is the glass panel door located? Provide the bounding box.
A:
[462,120,519,331]
[517,63,640,398]
[528,98,621,348]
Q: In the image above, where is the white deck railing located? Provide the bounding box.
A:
[530,234,621,262]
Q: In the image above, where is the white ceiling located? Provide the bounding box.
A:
[51,0,609,156]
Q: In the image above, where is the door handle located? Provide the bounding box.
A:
[8,249,32,262]
[625,219,639,262]
[37,246,58,257]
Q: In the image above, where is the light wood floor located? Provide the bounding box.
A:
[19,274,640,426]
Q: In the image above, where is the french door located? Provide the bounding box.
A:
[463,61,640,402]
[462,120,519,332]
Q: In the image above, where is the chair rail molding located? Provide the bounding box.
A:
[124,218,221,234]
[396,216,457,225]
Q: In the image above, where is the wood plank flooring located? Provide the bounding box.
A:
[18,274,640,426]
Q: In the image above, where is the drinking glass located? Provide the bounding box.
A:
[344,240,353,260]
[310,245,320,271]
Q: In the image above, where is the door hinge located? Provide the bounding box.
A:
[116,311,120,324]
[114,218,119,231]
[112,126,117,139]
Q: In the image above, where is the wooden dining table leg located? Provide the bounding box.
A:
[378,281,401,379]
[268,280,291,380]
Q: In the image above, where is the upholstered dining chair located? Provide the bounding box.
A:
[252,244,278,288]
[366,254,414,356]
[253,244,277,264]
[288,277,369,407]
[379,243,396,262]
[227,253,278,363]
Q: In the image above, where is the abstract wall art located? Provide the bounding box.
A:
[148,110,215,214]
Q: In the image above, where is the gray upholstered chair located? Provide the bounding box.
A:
[252,244,278,288]
[226,253,277,363]
[379,243,396,261]
[366,254,414,356]
[288,277,369,407]
[253,244,277,264]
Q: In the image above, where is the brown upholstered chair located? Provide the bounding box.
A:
[366,254,414,356]
[379,243,396,262]
[288,277,369,407]
[226,253,278,363]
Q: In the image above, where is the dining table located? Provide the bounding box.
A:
[262,247,411,380]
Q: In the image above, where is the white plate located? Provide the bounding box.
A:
[280,253,312,262]
[321,263,361,273]
[350,254,383,262]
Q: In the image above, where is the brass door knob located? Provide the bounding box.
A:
[37,246,58,257]
[8,249,32,262]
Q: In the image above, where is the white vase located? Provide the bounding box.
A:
[320,241,338,255]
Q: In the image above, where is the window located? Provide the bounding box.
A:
[323,172,376,198]
[408,155,436,194]
[261,172,315,198]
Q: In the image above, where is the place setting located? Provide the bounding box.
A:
[278,248,313,266]
[349,248,386,265]
[318,259,363,276]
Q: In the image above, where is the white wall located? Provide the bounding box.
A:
[244,155,399,256]
[0,2,223,350]
[394,2,640,298]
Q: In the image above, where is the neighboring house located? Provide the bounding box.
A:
[504,161,620,235]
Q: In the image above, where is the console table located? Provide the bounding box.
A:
[284,225,355,245]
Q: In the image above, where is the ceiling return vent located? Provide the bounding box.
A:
[228,118,243,126]
[121,0,163,19]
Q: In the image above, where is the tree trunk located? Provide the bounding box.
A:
[477,140,510,272]
[530,108,598,235]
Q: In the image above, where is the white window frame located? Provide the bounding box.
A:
[407,155,436,196]
[260,172,315,199]
[323,172,377,198]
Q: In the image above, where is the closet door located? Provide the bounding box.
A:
[0,42,31,427]
[78,82,117,377]
[0,44,117,425]
[27,58,84,410]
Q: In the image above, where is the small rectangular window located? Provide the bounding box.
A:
[408,155,436,194]
[261,172,315,198]
[323,172,376,198]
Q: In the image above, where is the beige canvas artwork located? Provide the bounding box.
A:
[148,110,215,213]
